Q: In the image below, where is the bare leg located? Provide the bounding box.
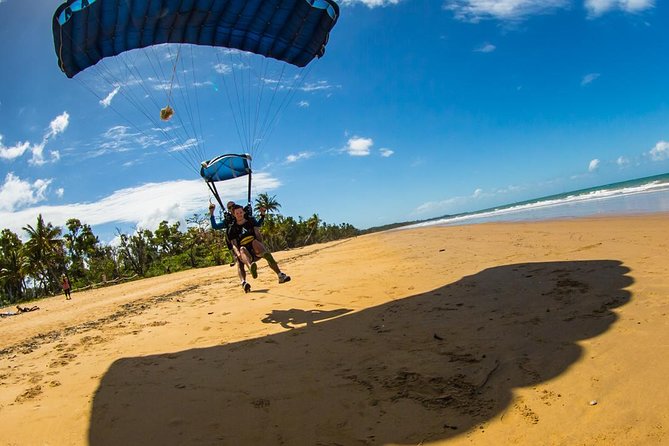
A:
[250,240,288,281]
[236,261,246,284]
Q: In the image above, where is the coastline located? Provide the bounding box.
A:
[1,213,668,445]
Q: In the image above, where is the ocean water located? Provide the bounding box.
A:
[410,173,669,228]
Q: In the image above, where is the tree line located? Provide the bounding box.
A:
[0,194,360,305]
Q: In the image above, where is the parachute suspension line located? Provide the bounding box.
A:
[247,169,253,207]
[187,44,207,164]
[57,17,199,176]
[166,45,206,169]
[205,180,225,210]
[254,62,288,154]
[216,50,249,157]
[231,50,251,154]
[166,45,181,109]
[250,56,270,155]
[256,61,317,155]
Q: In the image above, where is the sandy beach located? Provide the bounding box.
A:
[1,213,668,445]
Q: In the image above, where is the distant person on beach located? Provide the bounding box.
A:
[227,204,290,286]
[62,275,72,300]
[17,305,39,313]
[209,202,267,292]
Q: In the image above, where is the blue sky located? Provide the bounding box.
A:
[1,0,668,241]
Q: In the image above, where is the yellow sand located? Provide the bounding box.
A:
[1,214,668,445]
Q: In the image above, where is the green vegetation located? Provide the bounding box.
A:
[0,195,360,306]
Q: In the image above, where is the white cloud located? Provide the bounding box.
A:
[379,148,394,157]
[1,112,68,165]
[47,112,70,138]
[649,140,669,161]
[300,80,334,92]
[581,73,601,86]
[214,63,232,75]
[588,158,600,172]
[168,138,199,153]
[0,173,281,238]
[585,0,654,17]
[0,136,31,160]
[56,188,65,198]
[475,43,496,53]
[415,196,466,215]
[0,173,52,212]
[346,136,374,156]
[85,125,164,158]
[414,188,487,216]
[339,0,401,7]
[444,0,568,22]
[286,152,314,163]
[298,100,310,108]
[100,86,120,108]
[616,156,629,166]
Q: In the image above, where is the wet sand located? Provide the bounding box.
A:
[1,213,668,445]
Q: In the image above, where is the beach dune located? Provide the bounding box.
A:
[1,214,668,445]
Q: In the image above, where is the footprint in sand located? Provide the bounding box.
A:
[48,353,77,368]
[15,385,42,403]
[513,397,539,424]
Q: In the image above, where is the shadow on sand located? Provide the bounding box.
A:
[88,260,632,445]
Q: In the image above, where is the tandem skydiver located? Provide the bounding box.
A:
[227,204,291,288]
[209,201,267,292]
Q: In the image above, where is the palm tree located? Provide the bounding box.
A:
[303,213,321,245]
[22,214,65,296]
[254,193,281,214]
[0,229,26,303]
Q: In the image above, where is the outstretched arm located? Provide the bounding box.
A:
[209,204,227,230]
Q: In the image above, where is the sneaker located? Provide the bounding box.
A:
[229,260,236,267]
[242,281,251,293]
[250,262,258,279]
[278,273,291,284]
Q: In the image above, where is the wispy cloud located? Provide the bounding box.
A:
[443,0,568,22]
[0,135,31,161]
[585,0,654,17]
[47,112,69,138]
[285,152,314,163]
[581,73,601,86]
[300,80,335,92]
[298,100,310,108]
[588,158,600,172]
[345,136,374,156]
[649,140,669,161]
[616,155,629,167]
[414,188,485,215]
[0,112,68,165]
[85,125,164,158]
[475,42,496,53]
[1,173,281,238]
[168,138,199,153]
[379,148,394,157]
[100,86,120,108]
[339,0,401,7]
[214,63,232,75]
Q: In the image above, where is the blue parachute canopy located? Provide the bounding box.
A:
[200,154,251,183]
[53,0,340,78]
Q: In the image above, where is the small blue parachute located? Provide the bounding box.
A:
[200,154,251,182]
[200,154,253,208]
